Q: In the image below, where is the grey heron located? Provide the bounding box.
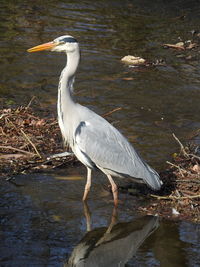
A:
[27,35,162,205]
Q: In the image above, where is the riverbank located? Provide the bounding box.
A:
[0,106,199,222]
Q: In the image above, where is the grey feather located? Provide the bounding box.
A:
[74,105,162,190]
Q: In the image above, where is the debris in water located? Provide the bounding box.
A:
[163,42,185,50]
[172,208,180,216]
[121,55,146,65]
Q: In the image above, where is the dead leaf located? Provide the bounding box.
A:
[192,164,200,172]
[35,119,45,127]
[186,42,198,50]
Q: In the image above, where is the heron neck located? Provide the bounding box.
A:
[58,49,80,108]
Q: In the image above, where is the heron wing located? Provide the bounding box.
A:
[74,112,161,190]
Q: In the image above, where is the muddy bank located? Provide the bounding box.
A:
[0,106,76,177]
[0,107,199,222]
[138,140,200,223]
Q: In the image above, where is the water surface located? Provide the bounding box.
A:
[0,0,200,266]
[1,172,200,266]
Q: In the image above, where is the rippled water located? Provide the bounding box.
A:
[1,0,200,166]
[1,173,200,267]
[0,0,200,266]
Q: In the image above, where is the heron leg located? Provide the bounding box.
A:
[107,174,118,206]
[82,167,92,201]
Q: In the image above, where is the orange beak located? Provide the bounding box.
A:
[27,41,57,52]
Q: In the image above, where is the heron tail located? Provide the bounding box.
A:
[144,164,163,191]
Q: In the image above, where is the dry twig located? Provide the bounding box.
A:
[173,133,200,161]
[172,133,188,157]
[166,160,185,177]
[0,145,35,156]
[20,129,42,158]
[103,107,122,118]
[26,96,36,109]
[150,194,200,200]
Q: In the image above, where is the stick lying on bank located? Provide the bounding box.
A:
[150,194,200,200]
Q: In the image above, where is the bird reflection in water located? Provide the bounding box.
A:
[65,203,159,267]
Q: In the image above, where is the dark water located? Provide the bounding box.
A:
[0,0,200,266]
[1,172,200,267]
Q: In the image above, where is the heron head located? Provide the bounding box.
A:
[27,35,79,53]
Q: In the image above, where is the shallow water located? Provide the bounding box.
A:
[0,0,200,266]
[1,172,200,267]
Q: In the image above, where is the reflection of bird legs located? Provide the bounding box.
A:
[83,201,91,232]
[83,202,118,236]
[95,207,118,246]
[106,206,118,234]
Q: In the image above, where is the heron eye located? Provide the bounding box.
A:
[59,41,65,45]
